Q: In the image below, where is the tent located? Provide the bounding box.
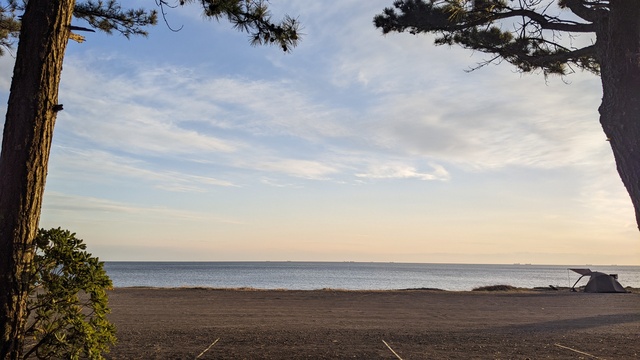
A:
[569,269,627,293]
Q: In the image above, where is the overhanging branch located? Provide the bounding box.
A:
[560,0,608,22]
[501,9,594,33]
[375,1,595,35]
[521,43,598,71]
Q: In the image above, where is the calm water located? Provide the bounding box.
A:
[103,262,640,291]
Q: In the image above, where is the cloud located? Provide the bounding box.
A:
[356,162,450,181]
[356,70,606,171]
[242,158,339,180]
[6,0,615,194]
[0,55,14,92]
[59,58,240,156]
[189,77,352,140]
[57,22,607,187]
[3,0,610,178]
[42,191,243,224]
[271,1,609,174]
[49,146,238,191]
[58,52,354,150]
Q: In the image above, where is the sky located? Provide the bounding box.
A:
[1,1,638,265]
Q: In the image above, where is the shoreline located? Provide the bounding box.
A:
[105,287,640,359]
[110,285,640,293]
[104,262,640,291]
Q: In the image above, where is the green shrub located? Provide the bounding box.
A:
[22,228,116,359]
[472,284,517,291]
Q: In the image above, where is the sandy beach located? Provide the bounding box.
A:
[105,288,640,359]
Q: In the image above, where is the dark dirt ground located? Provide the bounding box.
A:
[105,288,640,359]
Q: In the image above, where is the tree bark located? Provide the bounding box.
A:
[0,0,75,358]
[597,0,640,230]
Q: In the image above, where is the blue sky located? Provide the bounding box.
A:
[1,1,638,264]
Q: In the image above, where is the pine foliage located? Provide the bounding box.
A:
[0,0,20,55]
[73,0,158,38]
[181,0,300,51]
[374,0,603,75]
[0,0,299,52]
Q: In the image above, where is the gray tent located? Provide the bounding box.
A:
[570,268,627,293]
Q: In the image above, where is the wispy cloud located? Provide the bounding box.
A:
[58,49,605,182]
[242,158,339,180]
[59,59,240,156]
[276,1,608,174]
[356,162,449,181]
[49,147,238,191]
[42,191,243,224]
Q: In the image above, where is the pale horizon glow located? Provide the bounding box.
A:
[1,1,638,265]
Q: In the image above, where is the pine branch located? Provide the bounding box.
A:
[1,0,300,54]
[559,0,608,22]
[73,0,158,38]
[374,0,599,75]
[0,7,21,55]
[375,1,594,34]
[183,0,300,51]
[501,9,594,33]
[525,43,598,72]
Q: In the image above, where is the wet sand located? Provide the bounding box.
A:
[105,288,640,359]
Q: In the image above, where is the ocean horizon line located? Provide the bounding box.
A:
[102,260,639,267]
[103,262,640,291]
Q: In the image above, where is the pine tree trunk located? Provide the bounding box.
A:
[0,0,75,358]
[597,0,640,230]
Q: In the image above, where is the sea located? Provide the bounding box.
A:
[103,262,640,291]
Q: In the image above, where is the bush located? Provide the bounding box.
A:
[472,284,517,292]
[22,228,116,359]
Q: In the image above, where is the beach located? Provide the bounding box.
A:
[105,288,640,359]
